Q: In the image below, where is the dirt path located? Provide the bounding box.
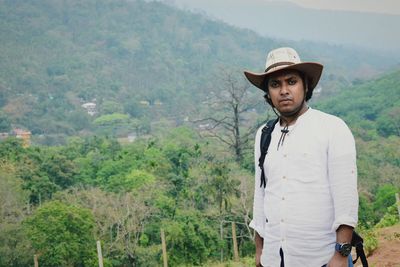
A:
[364,224,400,267]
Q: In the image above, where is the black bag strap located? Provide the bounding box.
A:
[258,118,279,188]
[351,231,368,267]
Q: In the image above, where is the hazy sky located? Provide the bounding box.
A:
[167,0,399,52]
[284,0,400,15]
[171,0,400,15]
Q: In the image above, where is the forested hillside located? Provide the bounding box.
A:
[0,0,277,143]
[0,0,397,144]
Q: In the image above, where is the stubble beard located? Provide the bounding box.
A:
[278,100,307,123]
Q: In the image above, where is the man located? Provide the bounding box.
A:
[244,47,358,267]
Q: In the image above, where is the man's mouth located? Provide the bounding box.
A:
[279,98,292,103]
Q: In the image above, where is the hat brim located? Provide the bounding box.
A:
[244,62,323,92]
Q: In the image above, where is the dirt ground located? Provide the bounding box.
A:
[363,224,400,267]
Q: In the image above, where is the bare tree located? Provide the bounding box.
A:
[231,169,256,241]
[55,186,157,266]
[194,69,268,164]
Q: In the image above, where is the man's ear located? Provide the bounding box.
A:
[264,93,273,106]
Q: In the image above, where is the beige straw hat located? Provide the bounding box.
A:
[244,47,323,93]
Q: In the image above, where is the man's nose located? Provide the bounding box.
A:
[280,83,289,95]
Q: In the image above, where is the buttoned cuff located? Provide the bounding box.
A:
[331,215,357,232]
[249,219,265,238]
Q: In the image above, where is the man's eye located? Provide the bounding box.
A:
[288,79,297,85]
[269,82,279,88]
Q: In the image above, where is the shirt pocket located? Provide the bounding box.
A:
[288,150,326,183]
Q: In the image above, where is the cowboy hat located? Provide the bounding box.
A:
[244,47,323,93]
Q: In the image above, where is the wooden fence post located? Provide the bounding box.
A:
[96,240,104,267]
[231,222,239,262]
[220,220,224,262]
[396,193,400,220]
[34,254,39,267]
[161,228,168,267]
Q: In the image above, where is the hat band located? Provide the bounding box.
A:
[265,62,295,72]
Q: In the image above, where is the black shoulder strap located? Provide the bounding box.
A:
[351,231,368,267]
[258,118,279,188]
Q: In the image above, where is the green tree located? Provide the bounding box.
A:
[24,201,97,267]
[93,113,132,136]
[93,113,130,126]
[358,194,376,228]
[208,161,240,215]
[373,184,399,219]
[0,138,25,162]
[375,203,400,228]
[0,161,33,267]
[377,106,400,137]
[67,110,91,131]
[41,151,78,189]
[100,100,124,115]
[106,169,156,192]
[14,146,77,203]
[0,111,11,132]
[163,210,220,266]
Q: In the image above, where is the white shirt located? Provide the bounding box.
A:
[250,108,358,267]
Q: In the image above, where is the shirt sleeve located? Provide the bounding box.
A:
[249,125,267,238]
[327,118,359,232]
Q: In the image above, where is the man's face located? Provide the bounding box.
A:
[267,70,306,116]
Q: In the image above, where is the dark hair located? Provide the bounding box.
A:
[262,71,313,106]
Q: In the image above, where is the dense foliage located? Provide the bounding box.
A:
[316,70,400,139]
[0,128,256,266]
[0,108,399,266]
[315,70,400,191]
[23,201,97,267]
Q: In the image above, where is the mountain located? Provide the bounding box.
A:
[167,0,400,53]
[0,0,398,144]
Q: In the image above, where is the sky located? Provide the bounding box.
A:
[166,0,400,52]
[284,0,400,15]
[170,0,400,15]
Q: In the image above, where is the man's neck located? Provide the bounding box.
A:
[280,103,309,126]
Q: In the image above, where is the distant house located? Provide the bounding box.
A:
[198,123,211,130]
[13,128,31,147]
[0,132,9,140]
[139,100,150,106]
[154,100,163,106]
[127,133,137,142]
[82,102,97,116]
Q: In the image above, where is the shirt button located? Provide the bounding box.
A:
[282,176,286,179]
[281,238,285,242]
[283,154,287,158]
[281,219,284,223]
[282,197,285,200]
